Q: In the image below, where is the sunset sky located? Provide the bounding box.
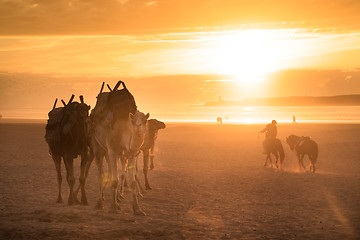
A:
[0,0,360,120]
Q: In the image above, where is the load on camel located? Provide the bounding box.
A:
[45,95,91,205]
[88,81,149,215]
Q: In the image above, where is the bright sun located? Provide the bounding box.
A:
[211,30,284,84]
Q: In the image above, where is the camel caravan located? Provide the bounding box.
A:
[45,81,165,215]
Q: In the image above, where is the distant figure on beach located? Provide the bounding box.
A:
[293,115,296,124]
[217,116,222,124]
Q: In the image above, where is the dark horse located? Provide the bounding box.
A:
[263,138,285,169]
[286,135,318,173]
[45,95,91,205]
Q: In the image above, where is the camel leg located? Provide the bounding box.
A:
[94,150,105,209]
[135,175,145,197]
[75,149,94,199]
[143,149,152,190]
[63,155,79,205]
[108,149,120,211]
[150,145,155,170]
[134,156,145,196]
[127,156,145,216]
[79,152,89,205]
[118,154,127,200]
[53,155,63,203]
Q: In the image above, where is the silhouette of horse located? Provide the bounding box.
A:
[262,138,285,169]
[286,135,318,173]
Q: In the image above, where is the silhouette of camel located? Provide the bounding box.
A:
[140,119,166,190]
[45,95,91,205]
[89,81,149,215]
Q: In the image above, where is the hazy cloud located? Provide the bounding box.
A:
[0,70,359,118]
[1,0,360,35]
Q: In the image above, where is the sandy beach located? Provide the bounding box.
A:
[0,122,359,239]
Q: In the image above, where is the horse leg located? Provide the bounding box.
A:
[53,155,63,203]
[274,152,279,168]
[143,149,152,190]
[263,155,268,166]
[297,154,305,172]
[310,155,316,173]
[63,155,79,205]
[127,155,146,216]
[268,154,273,167]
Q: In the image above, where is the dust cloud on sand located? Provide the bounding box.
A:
[0,123,359,239]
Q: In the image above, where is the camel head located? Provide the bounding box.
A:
[148,119,166,132]
[129,111,149,136]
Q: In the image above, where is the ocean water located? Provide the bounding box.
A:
[162,106,360,123]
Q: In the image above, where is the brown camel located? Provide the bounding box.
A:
[141,119,166,190]
[45,95,91,205]
[89,81,149,215]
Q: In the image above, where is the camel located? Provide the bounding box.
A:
[118,118,165,196]
[45,95,91,205]
[141,119,166,190]
[90,81,149,215]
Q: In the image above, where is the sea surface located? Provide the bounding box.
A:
[161,106,360,123]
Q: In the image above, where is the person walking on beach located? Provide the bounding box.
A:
[259,120,277,153]
[293,115,296,124]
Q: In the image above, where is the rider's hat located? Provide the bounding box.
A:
[271,120,277,124]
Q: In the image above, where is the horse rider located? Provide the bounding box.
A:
[259,120,277,153]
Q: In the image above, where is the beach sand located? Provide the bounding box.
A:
[0,122,359,239]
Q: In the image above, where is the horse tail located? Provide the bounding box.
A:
[278,139,285,165]
[312,142,318,164]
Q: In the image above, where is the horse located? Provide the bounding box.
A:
[286,135,318,173]
[262,138,285,169]
[45,95,91,205]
